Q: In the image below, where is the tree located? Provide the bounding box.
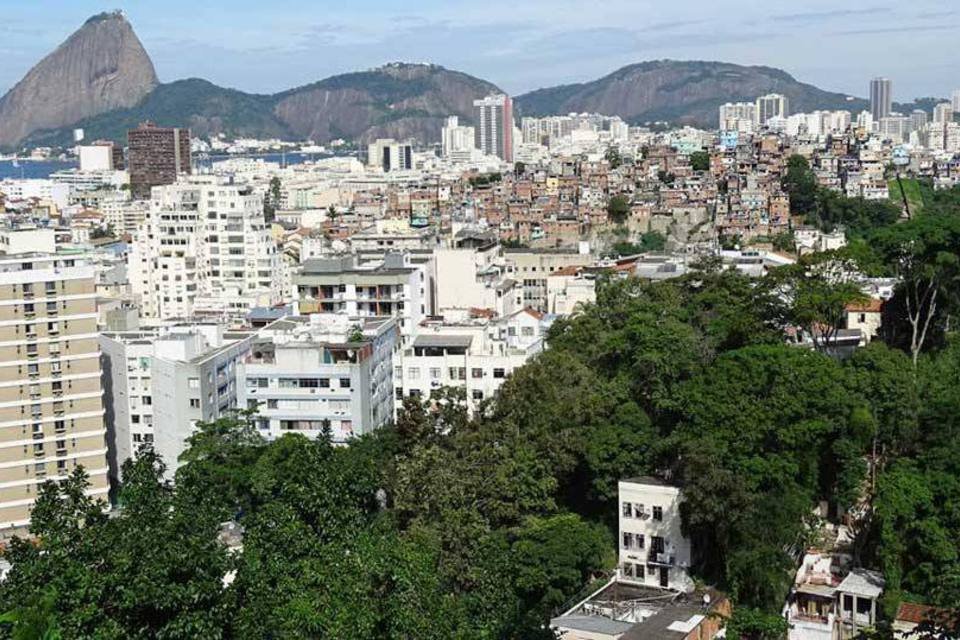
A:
[672,345,856,605]
[690,151,710,172]
[0,453,231,639]
[604,146,622,169]
[782,154,819,216]
[606,195,631,225]
[514,161,526,176]
[263,176,282,222]
[724,606,790,640]
[770,250,868,352]
[871,213,960,367]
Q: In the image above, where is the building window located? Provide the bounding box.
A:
[339,378,351,388]
[429,368,441,380]
[471,368,483,379]
[622,532,633,549]
[622,501,632,517]
[493,368,506,379]
[188,377,200,389]
[189,398,200,408]
[472,390,483,400]
[407,367,420,380]
[652,506,663,522]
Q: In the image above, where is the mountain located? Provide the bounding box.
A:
[515,60,867,126]
[25,79,291,147]
[0,11,158,149]
[274,63,501,143]
[3,12,935,149]
[22,62,501,148]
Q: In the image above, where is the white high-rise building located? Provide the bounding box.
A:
[870,77,892,121]
[473,94,514,162]
[952,89,960,112]
[754,94,790,127]
[933,102,954,125]
[129,179,281,322]
[238,315,398,444]
[879,116,911,143]
[719,102,757,132]
[441,117,477,159]
[101,324,253,480]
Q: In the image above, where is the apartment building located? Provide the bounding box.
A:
[238,315,398,444]
[295,253,427,342]
[502,247,593,312]
[0,254,109,533]
[127,122,191,199]
[129,179,281,323]
[101,324,252,481]
[129,182,202,320]
[397,308,546,413]
[473,94,514,162]
[618,477,694,592]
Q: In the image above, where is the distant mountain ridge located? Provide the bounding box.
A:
[514,60,868,125]
[0,14,944,149]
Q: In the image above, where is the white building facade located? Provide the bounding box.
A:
[618,478,694,592]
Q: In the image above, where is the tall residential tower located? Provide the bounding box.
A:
[0,254,109,534]
[473,94,514,162]
[870,78,893,121]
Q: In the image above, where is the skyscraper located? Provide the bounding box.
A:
[952,89,960,112]
[0,253,109,533]
[127,122,191,199]
[754,94,789,127]
[870,78,892,121]
[473,94,514,162]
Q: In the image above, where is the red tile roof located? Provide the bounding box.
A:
[895,602,955,625]
[846,299,883,313]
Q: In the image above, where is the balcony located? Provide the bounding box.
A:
[647,550,677,567]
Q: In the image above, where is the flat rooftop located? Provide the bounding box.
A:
[552,580,725,640]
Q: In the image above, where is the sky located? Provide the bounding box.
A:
[0,0,957,101]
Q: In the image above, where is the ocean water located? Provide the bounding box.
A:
[0,152,328,181]
[0,160,77,180]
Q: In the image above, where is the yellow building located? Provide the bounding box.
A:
[0,253,109,534]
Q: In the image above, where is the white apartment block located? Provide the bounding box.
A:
[618,478,694,593]
[755,94,790,127]
[398,308,546,413]
[719,102,757,133]
[0,254,109,533]
[441,116,477,160]
[295,253,428,343]
[129,179,281,323]
[100,324,252,480]
[238,315,398,444]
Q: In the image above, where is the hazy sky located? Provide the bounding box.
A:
[1,0,956,100]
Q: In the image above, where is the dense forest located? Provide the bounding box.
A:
[2,170,960,639]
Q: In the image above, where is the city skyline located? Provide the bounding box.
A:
[1,0,957,101]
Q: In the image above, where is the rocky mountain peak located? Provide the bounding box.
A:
[0,11,158,149]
